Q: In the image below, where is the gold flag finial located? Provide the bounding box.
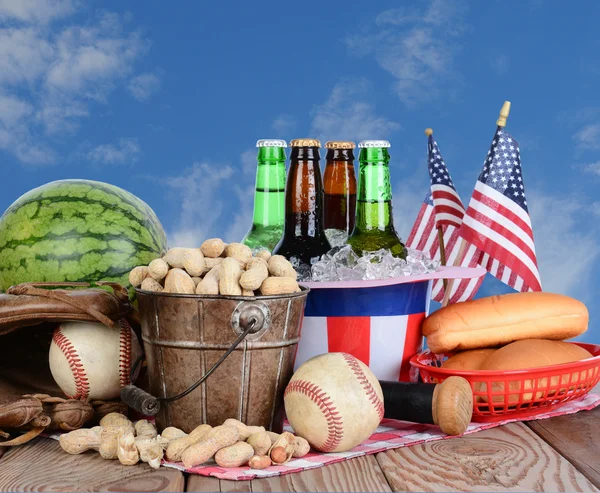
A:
[425,128,433,136]
[496,101,511,127]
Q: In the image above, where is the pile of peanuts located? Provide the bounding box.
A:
[59,413,309,470]
[129,238,301,296]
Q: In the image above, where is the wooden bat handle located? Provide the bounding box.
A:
[379,377,473,435]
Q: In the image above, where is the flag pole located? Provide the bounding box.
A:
[425,127,448,293]
[440,101,512,307]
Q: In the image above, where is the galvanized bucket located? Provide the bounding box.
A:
[128,288,308,433]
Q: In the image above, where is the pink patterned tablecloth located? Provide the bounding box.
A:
[160,392,600,481]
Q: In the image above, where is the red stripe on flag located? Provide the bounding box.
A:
[398,313,425,382]
[327,317,371,366]
[417,213,436,251]
[472,189,534,240]
[407,203,429,248]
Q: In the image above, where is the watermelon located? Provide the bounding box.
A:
[0,179,168,292]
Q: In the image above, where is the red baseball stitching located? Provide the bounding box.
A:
[119,319,133,388]
[342,353,384,421]
[284,380,343,452]
[53,328,90,400]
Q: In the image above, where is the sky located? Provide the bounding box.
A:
[1,0,599,343]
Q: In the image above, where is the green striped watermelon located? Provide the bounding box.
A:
[0,179,168,292]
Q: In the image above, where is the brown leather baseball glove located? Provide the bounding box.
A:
[0,282,139,446]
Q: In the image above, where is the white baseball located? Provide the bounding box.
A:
[49,320,143,401]
[284,352,384,453]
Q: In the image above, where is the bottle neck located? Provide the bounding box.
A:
[251,147,286,227]
[325,149,354,162]
[354,147,396,232]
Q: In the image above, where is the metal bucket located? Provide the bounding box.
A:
[134,288,309,433]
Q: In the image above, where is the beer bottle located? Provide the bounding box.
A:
[241,139,287,251]
[323,141,357,246]
[272,138,331,269]
[347,140,407,259]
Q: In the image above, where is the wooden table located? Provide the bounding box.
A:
[0,404,598,492]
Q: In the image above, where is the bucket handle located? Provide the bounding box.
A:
[120,303,266,416]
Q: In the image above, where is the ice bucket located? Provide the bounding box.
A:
[295,266,486,382]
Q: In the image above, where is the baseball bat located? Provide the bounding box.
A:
[379,376,473,435]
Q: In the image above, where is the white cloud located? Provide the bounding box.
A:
[272,115,296,135]
[574,124,600,150]
[166,162,236,247]
[128,73,161,101]
[310,78,400,142]
[393,172,431,241]
[0,0,77,24]
[346,0,467,105]
[528,190,599,303]
[584,161,600,175]
[0,7,152,163]
[86,138,140,165]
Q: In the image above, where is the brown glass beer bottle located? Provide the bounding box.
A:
[323,141,357,246]
[272,138,331,272]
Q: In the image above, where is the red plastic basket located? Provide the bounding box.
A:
[410,342,600,422]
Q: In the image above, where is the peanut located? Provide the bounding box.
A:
[225,243,252,267]
[181,425,240,469]
[219,258,242,296]
[134,420,157,440]
[256,250,272,262]
[182,248,206,277]
[99,425,133,460]
[165,424,212,462]
[269,432,296,464]
[192,277,202,287]
[240,263,269,291]
[247,431,271,456]
[117,431,140,466]
[59,427,102,454]
[214,441,255,468]
[99,413,132,429]
[164,268,196,294]
[163,247,188,268]
[161,427,187,441]
[246,257,268,271]
[260,277,300,295]
[141,277,163,292]
[136,437,164,469]
[201,238,226,258]
[266,431,280,445]
[268,255,297,279]
[242,289,255,297]
[293,436,310,458]
[222,419,265,441]
[196,265,220,295]
[205,257,223,270]
[248,455,272,469]
[148,258,169,281]
[129,266,149,287]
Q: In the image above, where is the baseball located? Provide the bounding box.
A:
[49,320,143,401]
[284,352,384,453]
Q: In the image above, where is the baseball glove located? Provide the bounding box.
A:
[0,282,139,446]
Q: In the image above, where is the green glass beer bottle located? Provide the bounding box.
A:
[241,139,287,251]
[347,140,407,259]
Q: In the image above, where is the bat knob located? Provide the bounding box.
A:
[432,376,473,436]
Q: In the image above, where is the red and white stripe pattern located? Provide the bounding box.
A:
[446,128,542,302]
[427,135,465,228]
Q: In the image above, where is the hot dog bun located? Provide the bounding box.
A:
[423,292,588,354]
[476,339,593,404]
[441,349,497,371]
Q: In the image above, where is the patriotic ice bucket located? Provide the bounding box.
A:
[295,266,486,382]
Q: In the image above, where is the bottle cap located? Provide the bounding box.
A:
[256,139,287,148]
[325,141,356,149]
[290,138,321,148]
[358,140,391,148]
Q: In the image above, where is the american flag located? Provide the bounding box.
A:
[446,127,542,302]
[407,137,482,302]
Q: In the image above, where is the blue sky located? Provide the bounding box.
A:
[1,0,598,343]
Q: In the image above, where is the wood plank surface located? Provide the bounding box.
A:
[376,422,598,492]
[527,405,600,489]
[0,437,185,492]
[186,455,391,492]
